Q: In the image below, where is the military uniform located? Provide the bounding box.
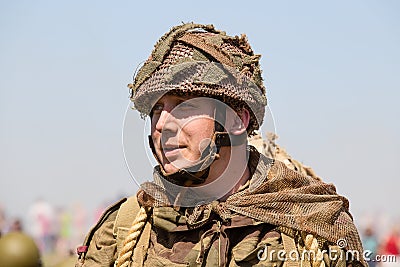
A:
[76,147,365,267]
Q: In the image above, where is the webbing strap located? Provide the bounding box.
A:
[113,196,141,253]
[77,197,127,264]
[281,232,300,267]
[114,201,152,267]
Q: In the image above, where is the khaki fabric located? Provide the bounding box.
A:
[146,207,284,266]
[76,204,359,267]
[113,196,141,253]
[77,145,365,266]
[76,204,119,267]
[76,196,141,267]
[141,146,364,254]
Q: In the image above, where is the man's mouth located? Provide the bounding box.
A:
[162,145,186,156]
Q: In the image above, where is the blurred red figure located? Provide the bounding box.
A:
[382,227,400,255]
[379,227,400,267]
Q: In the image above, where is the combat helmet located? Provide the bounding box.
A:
[0,232,42,267]
[130,23,267,133]
[129,23,267,184]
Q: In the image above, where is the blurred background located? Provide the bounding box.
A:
[1,0,399,265]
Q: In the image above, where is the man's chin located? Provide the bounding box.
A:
[161,163,179,175]
[161,161,195,174]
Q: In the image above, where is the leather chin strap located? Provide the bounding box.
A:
[148,131,247,186]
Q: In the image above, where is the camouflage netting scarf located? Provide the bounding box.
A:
[139,147,364,257]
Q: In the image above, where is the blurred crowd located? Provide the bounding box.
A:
[0,198,116,266]
[361,225,400,267]
[0,199,399,266]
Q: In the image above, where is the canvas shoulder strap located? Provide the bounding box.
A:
[113,195,141,252]
[113,195,152,266]
[76,198,127,265]
[76,196,152,267]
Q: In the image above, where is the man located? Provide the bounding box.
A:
[76,23,366,267]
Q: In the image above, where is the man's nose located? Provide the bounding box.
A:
[155,109,178,133]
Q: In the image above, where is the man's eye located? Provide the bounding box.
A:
[178,102,196,109]
[152,104,163,113]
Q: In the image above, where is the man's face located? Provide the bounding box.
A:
[151,94,216,174]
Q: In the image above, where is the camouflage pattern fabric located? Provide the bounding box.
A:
[76,144,365,267]
[138,146,365,267]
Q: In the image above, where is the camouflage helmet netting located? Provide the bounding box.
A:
[129,23,267,134]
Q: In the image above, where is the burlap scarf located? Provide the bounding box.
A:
[139,146,364,259]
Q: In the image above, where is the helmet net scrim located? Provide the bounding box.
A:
[129,23,267,135]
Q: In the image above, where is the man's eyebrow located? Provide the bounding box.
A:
[176,95,195,101]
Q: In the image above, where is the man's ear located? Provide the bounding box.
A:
[228,108,250,135]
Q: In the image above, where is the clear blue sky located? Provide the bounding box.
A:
[1,0,399,229]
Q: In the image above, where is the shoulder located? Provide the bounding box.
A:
[76,196,140,267]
